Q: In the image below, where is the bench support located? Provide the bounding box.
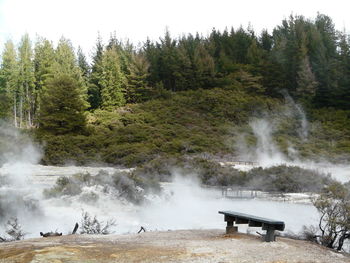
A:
[219,211,285,242]
[226,221,238,234]
[264,227,276,242]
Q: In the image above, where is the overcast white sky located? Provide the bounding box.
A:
[0,0,349,57]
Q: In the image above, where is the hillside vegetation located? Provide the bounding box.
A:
[0,14,349,166]
[36,86,350,166]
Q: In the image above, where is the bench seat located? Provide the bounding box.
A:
[218,210,285,242]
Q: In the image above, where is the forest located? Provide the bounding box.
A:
[0,13,349,166]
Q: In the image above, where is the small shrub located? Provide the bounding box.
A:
[5,217,26,241]
[80,211,116,235]
[43,176,82,198]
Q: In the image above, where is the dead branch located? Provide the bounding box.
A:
[138,226,146,234]
[72,223,79,234]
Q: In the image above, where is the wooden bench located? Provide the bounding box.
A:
[218,211,285,242]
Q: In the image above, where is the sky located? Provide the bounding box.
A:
[0,0,349,57]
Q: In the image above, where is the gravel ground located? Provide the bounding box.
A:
[0,229,349,263]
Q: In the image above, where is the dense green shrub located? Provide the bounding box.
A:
[36,87,280,166]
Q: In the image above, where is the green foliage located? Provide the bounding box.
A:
[18,34,36,128]
[37,86,283,166]
[33,38,56,125]
[99,47,126,109]
[0,40,18,124]
[88,35,104,110]
[0,15,349,167]
[245,165,333,192]
[125,53,154,103]
[39,74,87,135]
[306,109,350,158]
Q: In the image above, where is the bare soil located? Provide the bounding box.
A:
[0,229,349,263]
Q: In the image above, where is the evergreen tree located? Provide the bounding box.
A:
[230,69,265,94]
[259,29,273,52]
[107,32,132,76]
[126,52,153,103]
[296,56,317,100]
[99,47,126,109]
[177,34,216,90]
[88,35,104,109]
[0,41,18,121]
[52,37,89,109]
[53,37,79,75]
[312,14,338,107]
[144,38,162,86]
[33,38,56,126]
[247,39,264,65]
[334,32,350,109]
[39,74,87,135]
[77,46,90,79]
[18,34,35,128]
[157,29,181,91]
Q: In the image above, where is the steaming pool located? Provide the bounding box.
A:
[0,164,321,239]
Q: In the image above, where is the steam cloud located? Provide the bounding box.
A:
[0,94,349,241]
[234,94,350,183]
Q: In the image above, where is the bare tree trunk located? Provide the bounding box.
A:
[13,94,17,127]
[337,232,350,251]
[19,96,23,128]
[32,96,36,127]
[25,83,32,128]
[28,105,32,128]
[327,233,337,249]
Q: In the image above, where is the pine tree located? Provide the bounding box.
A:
[18,34,35,128]
[88,35,104,109]
[259,29,273,52]
[0,40,18,123]
[126,52,153,103]
[38,37,89,131]
[51,37,89,109]
[77,46,90,79]
[177,35,215,90]
[99,47,126,109]
[296,56,317,100]
[334,32,350,109]
[158,29,181,91]
[33,38,56,126]
[39,74,87,135]
[312,14,338,107]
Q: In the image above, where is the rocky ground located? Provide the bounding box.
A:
[0,229,348,263]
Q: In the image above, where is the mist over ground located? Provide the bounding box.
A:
[233,96,350,182]
[0,98,349,240]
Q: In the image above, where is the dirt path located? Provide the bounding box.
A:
[0,229,348,263]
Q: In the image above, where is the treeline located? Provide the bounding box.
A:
[0,14,349,134]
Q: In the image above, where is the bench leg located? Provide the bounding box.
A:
[226,221,238,234]
[264,228,275,242]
